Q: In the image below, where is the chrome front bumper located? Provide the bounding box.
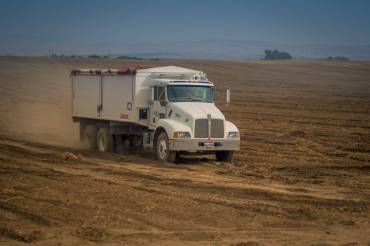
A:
[169,138,240,151]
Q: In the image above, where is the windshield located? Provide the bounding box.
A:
[167,85,213,103]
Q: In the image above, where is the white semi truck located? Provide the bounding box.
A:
[71,66,240,162]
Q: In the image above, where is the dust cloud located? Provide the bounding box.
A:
[0,57,80,146]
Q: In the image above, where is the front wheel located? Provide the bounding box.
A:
[215,151,234,162]
[155,132,177,163]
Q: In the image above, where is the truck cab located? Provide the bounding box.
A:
[148,79,240,162]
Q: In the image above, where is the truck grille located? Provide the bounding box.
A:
[194,119,224,138]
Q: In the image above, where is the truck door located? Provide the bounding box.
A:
[149,86,167,127]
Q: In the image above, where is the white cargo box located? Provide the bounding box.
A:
[71,69,135,122]
[71,66,206,124]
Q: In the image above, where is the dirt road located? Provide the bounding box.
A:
[0,57,370,245]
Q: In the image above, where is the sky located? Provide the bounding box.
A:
[1,0,370,57]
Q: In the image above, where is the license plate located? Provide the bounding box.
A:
[204,141,214,148]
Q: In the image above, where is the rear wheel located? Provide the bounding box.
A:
[131,135,143,150]
[215,151,234,162]
[115,135,143,154]
[155,132,177,163]
[83,125,97,150]
[114,135,127,154]
[97,127,114,152]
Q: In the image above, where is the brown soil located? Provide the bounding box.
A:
[0,57,369,245]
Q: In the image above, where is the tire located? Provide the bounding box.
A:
[114,135,127,154]
[131,135,143,150]
[97,127,114,153]
[115,135,142,155]
[215,151,234,162]
[155,132,177,163]
[83,125,98,150]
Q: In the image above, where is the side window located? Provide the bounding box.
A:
[158,87,165,101]
[154,86,166,101]
[153,86,159,101]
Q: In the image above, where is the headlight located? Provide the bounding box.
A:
[227,131,239,138]
[173,131,191,138]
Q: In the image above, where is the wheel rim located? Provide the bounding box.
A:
[158,138,168,160]
[98,135,105,152]
[85,134,92,148]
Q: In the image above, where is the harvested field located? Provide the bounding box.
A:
[0,56,370,245]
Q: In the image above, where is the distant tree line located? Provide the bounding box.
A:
[264,49,292,60]
[325,56,350,61]
[116,55,142,60]
[50,53,160,60]
[88,55,111,59]
[51,53,84,58]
